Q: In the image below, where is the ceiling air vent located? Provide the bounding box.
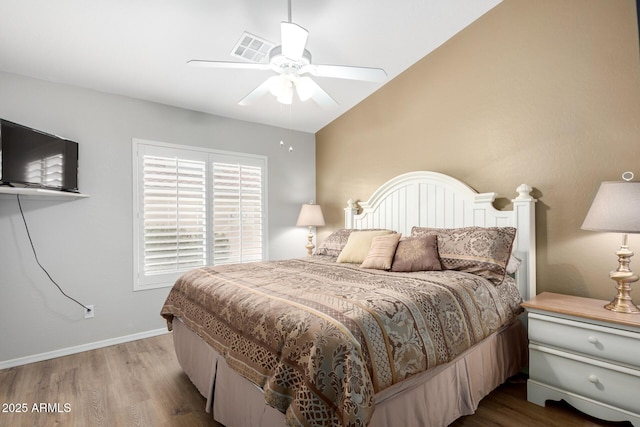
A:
[231,32,275,63]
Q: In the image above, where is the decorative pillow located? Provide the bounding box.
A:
[315,229,354,257]
[360,233,402,270]
[506,254,522,275]
[316,228,394,257]
[391,235,442,272]
[336,230,394,263]
[411,226,516,285]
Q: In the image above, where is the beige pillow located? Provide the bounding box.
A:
[360,233,402,270]
[336,230,394,263]
[391,235,442,272]
[316,228,391,257]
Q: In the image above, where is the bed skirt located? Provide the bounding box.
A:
[172,317,527,426]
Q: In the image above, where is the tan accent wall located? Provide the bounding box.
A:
[316,0,640,302]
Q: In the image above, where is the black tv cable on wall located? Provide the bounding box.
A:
[15,194,91,314]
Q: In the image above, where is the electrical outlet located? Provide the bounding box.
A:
[84,305,94,319]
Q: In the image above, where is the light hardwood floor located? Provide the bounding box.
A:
[0,333,633,427]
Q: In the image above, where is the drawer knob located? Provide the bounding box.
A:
[588,374,599,384]
[587,336,599,344]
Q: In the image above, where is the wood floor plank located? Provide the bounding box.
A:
[0,333,634,427]
[451,374,632,427]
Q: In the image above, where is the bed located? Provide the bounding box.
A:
[161,170,536,427]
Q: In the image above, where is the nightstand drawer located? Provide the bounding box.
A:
[528,313,640,369]
[530,345,640,415]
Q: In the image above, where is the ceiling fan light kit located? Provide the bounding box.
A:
[188,0,387,108]
[295,77,315,101]
[276,79,293,104]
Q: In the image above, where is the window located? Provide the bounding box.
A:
[212,158,264,265]
[133,139,267,290]
[141,154,207,276]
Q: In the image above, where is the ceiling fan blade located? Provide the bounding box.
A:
[280,22,308,61]
[310,87,338,109]
[187,59,271,71]
[294,77,337,108]
[238,76,280,106]
[305,64,387,83]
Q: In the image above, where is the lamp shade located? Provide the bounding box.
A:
[296,204,325,227]
[582,181,640,233]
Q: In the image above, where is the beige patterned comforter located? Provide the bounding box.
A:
[160,255,523,427]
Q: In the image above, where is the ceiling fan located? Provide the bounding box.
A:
[187,0,387,108]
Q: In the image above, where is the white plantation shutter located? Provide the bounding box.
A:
[143,155,207,274]
[212,161,263,265]
[133,140,267,290]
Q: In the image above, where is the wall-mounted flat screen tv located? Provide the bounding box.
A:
[0,119,79,192]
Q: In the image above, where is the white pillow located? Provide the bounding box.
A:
[336,230,394,264]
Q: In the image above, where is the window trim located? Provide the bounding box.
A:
[132,138,268,291]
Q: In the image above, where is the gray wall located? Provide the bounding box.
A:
[0,71,316,364]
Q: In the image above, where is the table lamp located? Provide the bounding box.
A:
[582,172,640,313]
[296,202,325,256]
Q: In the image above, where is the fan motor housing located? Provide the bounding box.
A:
[269,45,312,74]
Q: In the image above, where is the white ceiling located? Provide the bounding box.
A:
[0,0,501,133]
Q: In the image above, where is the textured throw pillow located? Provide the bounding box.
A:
[506,254,522,275]
[336,230,394,263]
[411,226,516,285]
[316,229,394,257]
[315,229,355,257]
[390,235,442,272]
[360,233,402,270]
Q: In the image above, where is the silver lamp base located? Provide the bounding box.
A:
[605,239,640,314]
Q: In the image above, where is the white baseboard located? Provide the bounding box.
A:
[0,328,169,370]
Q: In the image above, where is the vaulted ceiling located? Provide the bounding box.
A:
[0,0,501,133]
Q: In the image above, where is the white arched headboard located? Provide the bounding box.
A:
[344,171,536,301]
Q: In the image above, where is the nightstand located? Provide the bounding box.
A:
[521,292,640,426]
